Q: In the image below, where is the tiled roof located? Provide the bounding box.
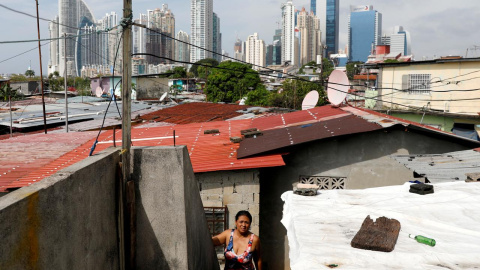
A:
[139,102,250,124]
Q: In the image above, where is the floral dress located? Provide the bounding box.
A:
[224,229,255,270]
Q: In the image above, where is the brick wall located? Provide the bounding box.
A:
[196,169,260,236]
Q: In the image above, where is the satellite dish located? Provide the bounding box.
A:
[159,92,168,102]
[95,86,103,97]
[302,90,319,110]
[327,70,349,106]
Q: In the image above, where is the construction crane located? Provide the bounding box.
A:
[465,45,480,58]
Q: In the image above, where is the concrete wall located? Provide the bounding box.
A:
[259,128,471,270]
[0,147,120,270]
[378,60,480,114]
[136,77,169,99]
[196,169,260,236]
[132,146,220,270]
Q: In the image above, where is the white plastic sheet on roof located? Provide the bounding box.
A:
[281,182,480,270]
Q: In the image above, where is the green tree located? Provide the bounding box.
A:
[205,61,261,103]
[246,85,271,106]
[9,74,28,82]
[0,84,22,101]
[298,61,319,74]
[190,58,219,77]
[169,66,187,79]
[321,58,334,80]
[346,62,363,80]
[269,79,327,110]
[384,59,400,63]
[25,69,35,77]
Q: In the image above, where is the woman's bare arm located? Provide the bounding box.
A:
[212,230,228,246]
[253,236,262,270]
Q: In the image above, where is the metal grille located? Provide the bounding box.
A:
[408,74,431,94]
[299,175,346,189]
[205,206,228,255]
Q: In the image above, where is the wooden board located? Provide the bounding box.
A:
[351,215,401,252]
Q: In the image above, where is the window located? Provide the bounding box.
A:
[403,74,431,94]
[205,206,228,254]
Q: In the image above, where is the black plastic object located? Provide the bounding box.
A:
[409,183,434,195]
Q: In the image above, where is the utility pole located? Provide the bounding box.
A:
[9,90,13,138]
[35,0,47,134]
[121,0,134,269]
[64,33,69,132]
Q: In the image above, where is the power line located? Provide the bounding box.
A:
[0,41,52,64]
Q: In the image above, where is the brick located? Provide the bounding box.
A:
[250,226,259,236]
[207,194,222,201]
[201,182,223,195]
[242,193,254,204]
[248,204,259,215]
[223,183,234,194]
[253,193,260,203]
[236,183,260,194]
[252,215,259,226]
[224,193,243,204]
[202,200,223,207]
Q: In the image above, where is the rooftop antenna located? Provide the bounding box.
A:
[302,90,319,110]
[327,70,349,106]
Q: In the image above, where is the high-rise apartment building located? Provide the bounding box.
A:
[297,7,322,66]
[234,38,243,53]
[48,16,59,75]
[383,26,411,56]
[348,5,382,62]
[311,0,316,15]
[246,33,266,70]
[175,30,190,65]
[281,1,296,66]
[145,5,175,65]
[213,12,222,62]
[52,0,96,76]
[191,0,213,63]
[318,0,339,56]
[133,13,148,56]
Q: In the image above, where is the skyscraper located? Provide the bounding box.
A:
[311,0,316,15]
[212,13,222,62]
[348,5,382,62]
[145,6,175,65]
[385,26,412,56]
[176,30,190,65]
[190,0,213,63]
[297,7,322,66]
[281,1,295,66]
[318,0,339,56]
[245,33,266,70]
[53,0,96,76]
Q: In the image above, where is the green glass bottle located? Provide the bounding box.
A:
[409,234,436,247]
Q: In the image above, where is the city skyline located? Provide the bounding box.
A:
[1,0,479,74]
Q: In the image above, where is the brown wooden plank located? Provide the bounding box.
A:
[350,215,401,252]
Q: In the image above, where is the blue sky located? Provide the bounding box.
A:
[1,0,479,75]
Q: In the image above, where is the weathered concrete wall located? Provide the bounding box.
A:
[0,147,120,270]
[133,146,220,270]
[196,169,260,235]
[260,128,471,270]
[136,77,169,99]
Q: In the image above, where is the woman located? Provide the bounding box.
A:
[212,210,262,270]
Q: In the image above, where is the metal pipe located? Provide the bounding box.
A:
[64,33,69,132]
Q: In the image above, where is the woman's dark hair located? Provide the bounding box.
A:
[235,210,252,223]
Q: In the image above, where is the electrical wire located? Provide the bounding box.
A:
[0,41,52,64]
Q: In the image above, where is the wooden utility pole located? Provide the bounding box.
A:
[35,0,47,134]
[64,33,69,132]
[121,0,134,269]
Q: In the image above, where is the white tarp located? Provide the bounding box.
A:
[281,182,480,269]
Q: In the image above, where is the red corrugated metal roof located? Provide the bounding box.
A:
[139,102,250,124]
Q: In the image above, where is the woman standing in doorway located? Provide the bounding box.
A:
[212,210,262,270]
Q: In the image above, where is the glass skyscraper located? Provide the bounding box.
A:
[325,0,339,57]
[348,5,382,62]
[311,0,316,15]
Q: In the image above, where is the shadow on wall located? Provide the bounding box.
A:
[259,127,472,270]
[132,146,220,270]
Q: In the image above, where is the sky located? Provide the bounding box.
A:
[1,0,479,75]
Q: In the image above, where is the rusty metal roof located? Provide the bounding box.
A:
[139,103,250,124]
[237,105,480,159]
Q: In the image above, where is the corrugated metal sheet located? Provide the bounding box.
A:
[139,103,250,124]
[392,150,480,183]
[238,113,382,158]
